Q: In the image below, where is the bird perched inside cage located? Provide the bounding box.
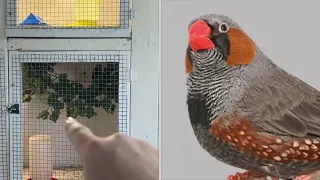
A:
[185,13,320,180]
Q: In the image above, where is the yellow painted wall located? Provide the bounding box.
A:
[17,0,120,27]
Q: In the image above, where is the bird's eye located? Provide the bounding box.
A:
[219,23,229,33]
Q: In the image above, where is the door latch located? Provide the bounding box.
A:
[8,104,20,114]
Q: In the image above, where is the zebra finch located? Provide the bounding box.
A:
[186,13,320,180]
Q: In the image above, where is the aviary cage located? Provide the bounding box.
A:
[5,0,132,37]
[7,51,130,180]
[0,53,8,180]
[4,0,135,179]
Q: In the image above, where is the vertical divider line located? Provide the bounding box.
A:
[7,50,12,180]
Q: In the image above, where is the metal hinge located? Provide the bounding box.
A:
[7,104,20,114]
[130,9,135,19]
[127,68,137,82]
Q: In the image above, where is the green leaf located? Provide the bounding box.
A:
[104,103,116,114]
[52,101,65,112]
[101,98,116,114]
[37,110,50,120]
[49,110,61,122]
[66,106,79,119]
[39,93,50,102]
[85,107,97,118]
[23,95,32,103]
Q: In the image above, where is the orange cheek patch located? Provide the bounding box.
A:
[226,28,256,66]
[209,115,320,163]
[185,51,193,74]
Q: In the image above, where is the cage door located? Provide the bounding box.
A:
[8,51,130,180]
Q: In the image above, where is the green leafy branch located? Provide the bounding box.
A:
[22,63,119,122]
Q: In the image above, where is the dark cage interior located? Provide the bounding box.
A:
[22,62,119,122]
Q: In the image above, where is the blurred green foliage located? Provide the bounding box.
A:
[22,63,119,122]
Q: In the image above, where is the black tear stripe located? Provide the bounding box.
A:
[210,33,230,60]
[192,19,230,59]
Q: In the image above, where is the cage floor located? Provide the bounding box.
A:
[23,168,84,180]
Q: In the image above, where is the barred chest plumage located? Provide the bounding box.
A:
[186,57,237,126]
[186,65,320,180]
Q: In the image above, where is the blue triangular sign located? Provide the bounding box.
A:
[19,13,48,26]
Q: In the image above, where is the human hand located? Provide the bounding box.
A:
[64,117,159,180]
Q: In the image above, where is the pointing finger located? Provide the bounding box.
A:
[65,117,97,155]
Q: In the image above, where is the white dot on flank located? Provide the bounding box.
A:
[276,138,282,144]
[289,148,295,154]
[296,150,301,155]
[293,141,299,148]
[310,144,318,151]
[252,143,256,148]
[281,153,287,157]
[299,145,309,151]
[312,139,320,144]
[305,139,312,145]
[311,154,318,159]
[266,149,272,153]
[239,131,245,135]
[302,152,308,158]
[273,156,282,161]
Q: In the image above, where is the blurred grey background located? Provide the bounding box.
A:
[161,0,320,179]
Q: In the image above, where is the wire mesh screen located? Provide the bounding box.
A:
[9,52,129,180]
[0,54,8,180]
[6,0,130,29]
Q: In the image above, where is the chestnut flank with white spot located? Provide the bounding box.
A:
[209,117,320,163]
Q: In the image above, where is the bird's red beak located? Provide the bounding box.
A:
[188,20,215,52]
